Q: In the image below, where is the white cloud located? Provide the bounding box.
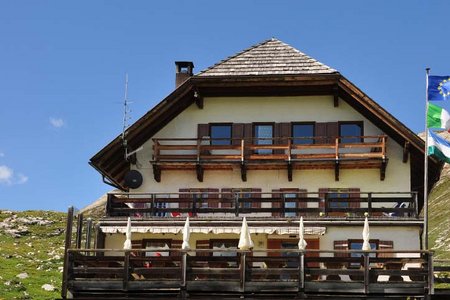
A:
[0,165,13,184]
[49,117,65,128]
[0,165,28,185]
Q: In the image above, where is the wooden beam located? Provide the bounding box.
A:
[335,160,340,181]
[241,163,247,182]
[196,164,204,182]
[403,141,410,163]
[194,90,203,109]
[287,162,293,182]
[333,85,339,107]
[380,160,387,181]
[152,164,161,182]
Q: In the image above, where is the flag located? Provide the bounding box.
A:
[428,76,450,101]
[428,130,450,163]
[427,103,450,131]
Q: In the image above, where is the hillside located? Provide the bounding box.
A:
[0,210,66,300]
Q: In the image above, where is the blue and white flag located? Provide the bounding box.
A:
[428,129,450,163]
[428,76,450,101]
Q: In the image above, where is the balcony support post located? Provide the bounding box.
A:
[363,252,370,294]
[367,192,372,216]
[403,141,410,163]
[287,162,293,182]
[334,160,340,181]
[151,194,156,217]
[152,164,161,182]
[239,252,247,293]
[180,252,188,299]
[196,164,203,182]
[380,159,387,181]
[235,193,240,217]
[427,251,434,295]
[240,163,247,182]
[123,251,130,291]
[413,192,419,218]
[298,252,305,296]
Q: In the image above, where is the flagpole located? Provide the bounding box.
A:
[424,68,430,250]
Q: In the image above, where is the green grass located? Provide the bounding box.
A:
[0,210,66,300]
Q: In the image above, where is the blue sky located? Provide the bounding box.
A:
[1,1,449,211]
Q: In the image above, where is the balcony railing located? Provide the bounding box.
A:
[106,191,418,218]
[151,136,388,182]
[153,135,386,162]
[63,249,432,298]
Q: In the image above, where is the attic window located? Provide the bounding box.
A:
[339,122,363,143]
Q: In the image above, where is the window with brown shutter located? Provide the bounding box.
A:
[315,122,338,144]
[178,188,220,211]
[274,123,291,154]
[209,123,232,145]
[339,121,363,144]
[196,240,210,257]
[221,188,234,208]
[271,188,307,217]
[225,188,262,209]
[322,188,361,216]
[292,122,315,145]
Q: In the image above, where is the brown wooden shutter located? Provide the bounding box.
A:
[327,122,339,144]
[305,238,320,268]
[197,124,209,139]
[171,240,183,257]
[207,188,219,208]
[232,123,244,146]
[315,123,327,144]
[274,123,291,154]
[252,188,262,208]
[378,240,394,258]
[244,124,253,155]
[221,188,233,208]
[271,189,282,217]
[318,188,328,209]
[179,188,191,209]
[267,239,282,257]
[334,240,349,257]
[196,240,210,257]
[349,188,360,209]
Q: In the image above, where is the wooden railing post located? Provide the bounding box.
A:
[241,139,245,162]
[85,218,92,250]
[288,138,292,162]
[240,252,246,293]
[197,138,201,162]
[324,193,328,216]
[381,136,386,159]
[151,193,156,217]
[192,194,197,217]
[75,213,84,249]
[180,252,187,295]
[335,137,339,160]
[282,194,286,217]
[413,192,419,218]
[235,193,240,217]
[367,193,372,216]
[123,251,130,291]
[61,206,74,299]
[428,251,434,295]
[363,252,370,294]
[298,252,305,293]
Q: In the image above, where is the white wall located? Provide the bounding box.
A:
[131,95,410,194]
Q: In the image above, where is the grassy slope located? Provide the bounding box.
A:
[429,173,450,260]
[0,210,66,300]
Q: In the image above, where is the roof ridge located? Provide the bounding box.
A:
[196,38,275,76]
[196,38,337,77]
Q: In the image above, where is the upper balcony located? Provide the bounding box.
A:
[151,136,387,182]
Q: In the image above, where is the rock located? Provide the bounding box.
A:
[41,283,55,291]
[16,272,28,279]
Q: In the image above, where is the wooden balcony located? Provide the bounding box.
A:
[63,249,433,299]
[151,136,388,182]
[106,191,419,219]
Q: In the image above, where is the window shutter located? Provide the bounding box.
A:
[271,189,282,217]
[349,188,360,209]
[315,123,327,144]
[232,123,244,146]
[305,239,320,268]
[251,188,262,208]
[244,124,253,155]
[273,123,291,154]
[207,188,220,208]
[221,188,233,208]
[171,240,183,257]
[379,240,394,258]
[334,240,349,257]
[179,188,191,209]
[196,240,210,257]
[267,239,282,257]
[327,122,339,143]
[197,124,209,139]
[318,188,328,209]
[280,188,302,216]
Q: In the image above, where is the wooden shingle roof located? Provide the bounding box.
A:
[197,38,337,77]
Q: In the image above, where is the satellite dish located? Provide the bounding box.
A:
[124,170,143,189]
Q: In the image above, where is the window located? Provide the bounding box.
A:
[284,193,297,217]
[232,188,253,209]
[210,239,238,257]
[339,122,363,144]
[292,123,315,144]
[348,239,378,267]
[254,124,273,154]
[328,189,350,208]
[143,239,171,257]
[210,124,232,145]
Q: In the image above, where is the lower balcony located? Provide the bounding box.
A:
[106,191,419,219]
[63,249,433,298]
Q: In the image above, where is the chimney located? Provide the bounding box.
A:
[175,61,194,88]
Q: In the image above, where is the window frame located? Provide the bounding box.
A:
[209,123,233,146]
[210,239,239,257]
[142,239,172,257]
[328,188,350,209]
[292,122,315,145]
[253,123,275,154]
[338,121,364,144]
